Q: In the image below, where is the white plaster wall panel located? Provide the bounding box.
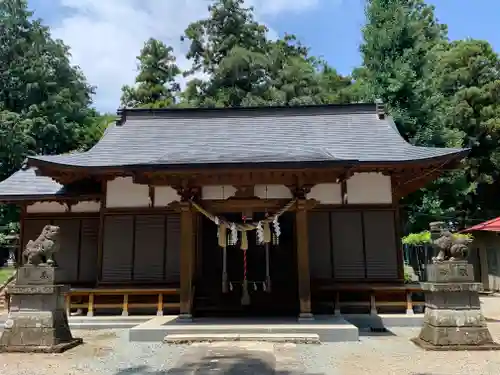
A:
[307,183,342,204]
[255,184,293,199]
[106,177,150,207]
[346,172,392,204]
[201,185,237,200]
[26,202,66,213]
[154,186,181,207]
[71,201,100,212]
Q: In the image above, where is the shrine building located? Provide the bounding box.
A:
[0,103,468,319]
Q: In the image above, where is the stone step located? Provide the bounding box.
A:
[164,332,321,344]
[0,315,153,330]
[129,315,360,343]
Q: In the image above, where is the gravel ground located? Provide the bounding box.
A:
[1,330,190,375]
[2,296,500,375]
[300,324,500,375]
[2,325,500,374]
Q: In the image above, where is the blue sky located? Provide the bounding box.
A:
[28,0,500,112]
[278,0,500,75]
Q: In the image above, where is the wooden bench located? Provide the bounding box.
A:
[316,283,425,315]
[65,287,181,316]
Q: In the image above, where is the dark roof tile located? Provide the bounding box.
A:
[0,168,64,200]
[29,104,467,168]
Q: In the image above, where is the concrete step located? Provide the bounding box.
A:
[164,332,321,344]
[129,315,360,343]
[0,314,153,330]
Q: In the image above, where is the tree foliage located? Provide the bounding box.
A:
[426,40,500,225]
[359,0,500,232]
[0,0,99,157]
[0,0,108,228]
[359,0,448,144]
[121,38,181,108]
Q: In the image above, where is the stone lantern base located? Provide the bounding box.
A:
[412,261,500,351]
[0,266,82,353]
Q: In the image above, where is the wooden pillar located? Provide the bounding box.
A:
[479,244,490,291]
[296,199,313,320]
[179,201,194,320]
[96,179,107,286]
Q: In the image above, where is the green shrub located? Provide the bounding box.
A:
[402,230,473,245]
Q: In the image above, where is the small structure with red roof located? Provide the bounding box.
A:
[462,218,500,292]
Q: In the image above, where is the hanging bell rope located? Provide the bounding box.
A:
[222,247,228,293]
[263,211,272,292]
[265,242,271,293]
[218,223,229,293]
[241,218,250,305]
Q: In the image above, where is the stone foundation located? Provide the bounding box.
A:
[413,261,500,351]
[0,266,82,353]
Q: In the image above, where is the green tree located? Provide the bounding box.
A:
[358,0,457,232]
[0,0,95,156]
[425,40,500,226]
[179,0,352,108]
[180,0,269,107]
[0,0,100,229]
[121,38,181,108]
[359,0,447,144]
[0,111,35,180]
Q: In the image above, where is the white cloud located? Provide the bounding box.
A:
[50,0,321,112]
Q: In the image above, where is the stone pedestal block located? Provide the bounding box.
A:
[412,262,500,351]
[0,266,82,353]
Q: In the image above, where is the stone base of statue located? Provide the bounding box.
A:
[0,266,82,353]
[412,261,500,351]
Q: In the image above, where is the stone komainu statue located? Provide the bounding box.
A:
[432,227,472,263]
[22,225,60,266]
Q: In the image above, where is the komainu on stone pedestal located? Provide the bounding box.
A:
[412,223,500,351]
[0,226,82,353]
[22,224,60,266]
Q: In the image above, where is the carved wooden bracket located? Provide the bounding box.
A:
[287,184,313,200]
[336,167,355,183]
[174,186,201,202]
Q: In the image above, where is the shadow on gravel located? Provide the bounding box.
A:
[358,327,397,337]
[114,360,325,374]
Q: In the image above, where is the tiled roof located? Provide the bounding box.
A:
[28,104,468,169]
[0,104,469,200]
[0,168,64,200]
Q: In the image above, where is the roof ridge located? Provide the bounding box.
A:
[117,103,378,120]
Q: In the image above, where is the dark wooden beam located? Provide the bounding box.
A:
[179,201,194,319]
[394,204,404,281]
[96,180,107,288]
[296,199,313,320]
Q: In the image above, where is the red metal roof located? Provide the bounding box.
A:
[462,217,500,233]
